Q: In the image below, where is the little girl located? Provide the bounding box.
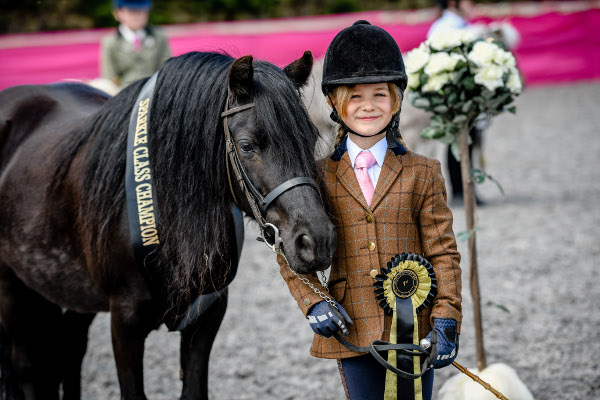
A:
[101,0,172,90]
[279,21,462,400]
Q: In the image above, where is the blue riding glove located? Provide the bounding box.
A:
[307,300,353,338]
[426,318,459,369]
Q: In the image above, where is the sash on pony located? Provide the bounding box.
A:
[373,253,437,400]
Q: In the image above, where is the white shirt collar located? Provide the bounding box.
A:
[118,24,146,44]
[347,136,388,169]
[428,10,467,37]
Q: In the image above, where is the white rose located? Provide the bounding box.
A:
[474,64,504,91]
[450,53,467,68]
[460,29,476,44]
[407,72,420,90]
[427,28,463,51]
[424,53,452,75]
[423,73,451,92]
[493,48,516,68]
[506,66,522,94]
[405,45,430,73]
[468,41,499,67]
[424,52,465,76]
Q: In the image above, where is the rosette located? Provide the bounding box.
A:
[372,252,437,400]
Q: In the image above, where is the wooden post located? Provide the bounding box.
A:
[458,124,487,370]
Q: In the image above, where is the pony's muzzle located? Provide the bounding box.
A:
[293,224,336,269]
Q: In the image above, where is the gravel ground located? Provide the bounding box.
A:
[81,81,600,399]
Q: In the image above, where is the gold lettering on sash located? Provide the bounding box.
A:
[132,97,159,246]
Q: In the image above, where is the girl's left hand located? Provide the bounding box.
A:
[427,318,459,368]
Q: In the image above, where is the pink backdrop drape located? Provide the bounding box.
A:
[0,7,599,90]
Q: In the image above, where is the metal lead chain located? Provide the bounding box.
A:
[282,254,337,310]
[319,270,329,290]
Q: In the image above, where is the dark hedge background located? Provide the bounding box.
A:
[0,0,520,34]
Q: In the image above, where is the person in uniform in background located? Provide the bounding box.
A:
[278,21,462,400]
[100,0,171,91]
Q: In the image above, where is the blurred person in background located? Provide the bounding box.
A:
[100,0,171,92]
[428,0,473,37]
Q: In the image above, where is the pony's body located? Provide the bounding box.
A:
[0,52,334,399]
[1,84,115,313]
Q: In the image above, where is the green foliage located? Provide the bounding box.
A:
[456,226,481,242]
[485,300,510,313]
[472,169,505,195]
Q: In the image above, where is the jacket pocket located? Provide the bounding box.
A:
[328,278,347,303]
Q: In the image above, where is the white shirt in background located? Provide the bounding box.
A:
[427,9,468,38]
[118,24,146,45]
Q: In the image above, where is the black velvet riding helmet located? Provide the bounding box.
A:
[322,20,407,141]
[321,20,408,96]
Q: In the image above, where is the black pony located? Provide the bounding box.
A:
[0,51,335,399]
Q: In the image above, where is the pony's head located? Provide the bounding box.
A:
[222,53,336,274]
[145,50,335,298]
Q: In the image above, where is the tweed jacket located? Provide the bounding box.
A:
[279,139,462,359]
[100,25,171,89]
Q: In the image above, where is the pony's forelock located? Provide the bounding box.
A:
[252,61,319,177]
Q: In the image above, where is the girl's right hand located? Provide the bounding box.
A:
[307,300,353,337]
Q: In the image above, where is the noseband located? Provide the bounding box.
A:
[221,90,318,254]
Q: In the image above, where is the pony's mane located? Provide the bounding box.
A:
[52,52,320,308]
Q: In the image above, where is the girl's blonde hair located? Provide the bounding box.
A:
[330,82,404,147]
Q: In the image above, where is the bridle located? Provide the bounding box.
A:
[220,88,319,254]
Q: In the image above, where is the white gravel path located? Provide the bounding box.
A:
[81,81,600,399]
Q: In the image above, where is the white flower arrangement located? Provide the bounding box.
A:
[405,28,522,149]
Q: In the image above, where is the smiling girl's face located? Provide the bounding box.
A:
[338,83,394,136]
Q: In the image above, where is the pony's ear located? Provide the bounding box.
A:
[283,50,313,89]
[228,55,254,100]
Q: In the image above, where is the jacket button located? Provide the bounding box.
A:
[366,214,374,223]
[370,269,379,278]
[368,242,376,251]
[303,298,311,306]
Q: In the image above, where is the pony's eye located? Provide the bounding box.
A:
[238,141,254,153]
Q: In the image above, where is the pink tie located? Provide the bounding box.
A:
[133,36,141,51]
[355,151,377,206]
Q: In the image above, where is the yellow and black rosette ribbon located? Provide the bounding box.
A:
[373,253,437,400]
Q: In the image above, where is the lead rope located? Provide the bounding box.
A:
[452,361,509,400]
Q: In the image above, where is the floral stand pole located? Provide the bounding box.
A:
[457,122,486,370]
[405,28,535,399]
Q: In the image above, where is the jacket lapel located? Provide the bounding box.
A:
[370,149,403,210]
[336,152,371,209]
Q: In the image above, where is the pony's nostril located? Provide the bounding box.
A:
[296,234,316,263]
